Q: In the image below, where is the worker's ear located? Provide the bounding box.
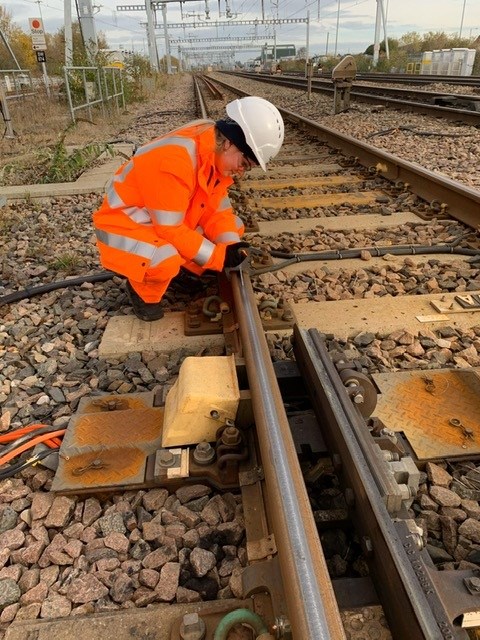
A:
[223,138,232,152]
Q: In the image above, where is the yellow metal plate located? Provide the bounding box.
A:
[248,191,384,210]
[373,369,480,460]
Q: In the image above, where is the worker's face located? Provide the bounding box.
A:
[216,140,255,177]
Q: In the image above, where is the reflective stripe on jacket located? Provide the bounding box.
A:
[93,120,244,282]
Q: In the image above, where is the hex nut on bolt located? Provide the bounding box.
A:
[179,612,206,640]
[221,425,241,446]
[193,441,215,465]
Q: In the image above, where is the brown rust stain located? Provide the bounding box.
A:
[69,408,163,449]
[60,447,146,487]
[374,370,480,459]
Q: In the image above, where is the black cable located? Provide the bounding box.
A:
[0,271,115,307]
[0,448,59,480]
[254,244,480,275]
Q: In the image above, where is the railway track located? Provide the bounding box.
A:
[1,73,480,639]
[224,71,480,125]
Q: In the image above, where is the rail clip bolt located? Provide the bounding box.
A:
[158,450,175,468]
[466,577,480,593]
[193,441,215,466]
[179,612,206,640]
[221,425,241,446]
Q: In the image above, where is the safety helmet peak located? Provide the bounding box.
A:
[226,97,284,171]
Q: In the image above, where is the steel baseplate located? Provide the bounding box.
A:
[372,368,480,461]
[50,387,251,494]
[51,391,164,493]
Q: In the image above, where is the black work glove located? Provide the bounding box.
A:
[224,242,251,269]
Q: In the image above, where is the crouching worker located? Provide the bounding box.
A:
[92,96,284,321]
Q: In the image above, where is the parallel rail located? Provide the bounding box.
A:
[204,75,480,229]
[219,71,480,126]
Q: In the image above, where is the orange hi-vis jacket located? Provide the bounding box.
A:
[93,120,244,300]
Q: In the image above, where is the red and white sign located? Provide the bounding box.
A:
[29,17,47,51]
[29,17,45,34]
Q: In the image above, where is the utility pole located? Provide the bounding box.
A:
[373,0,388,66]
[334,0,340,56]
[161,3,172,73]
[65,0,73,64]
[372,0,381,66]
[145,0,159,69]
[77,0,98,61]
[459,0,467,38]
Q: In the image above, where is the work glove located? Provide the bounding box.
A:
[223,242,251,269]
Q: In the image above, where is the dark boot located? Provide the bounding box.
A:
[126,281,164,321]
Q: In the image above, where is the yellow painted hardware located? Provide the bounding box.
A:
[162,355,240,447]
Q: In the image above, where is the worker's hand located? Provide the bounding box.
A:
[223,242,251,269]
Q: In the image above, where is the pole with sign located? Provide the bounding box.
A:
[29,17,50,97]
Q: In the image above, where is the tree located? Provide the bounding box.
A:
[296,46,307,60]
[0,7,33,69]
[364,37,399,56]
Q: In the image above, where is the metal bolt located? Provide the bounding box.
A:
[188,316,201,328]
[466,577,480,593]
[361,535,373,557]
[353,393,364,404]
[210,409,220,419]
[221,425,241,446]
[179,612,206,640]
[272,615,291,638]
[193,441,215,465]
[158,450,175,468]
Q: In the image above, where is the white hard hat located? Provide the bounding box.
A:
[226,97,284,171]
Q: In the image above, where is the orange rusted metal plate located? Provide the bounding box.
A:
[373,369,480,460]
[247,191,384,209]
[51,394,164,491]
[52,446,148,491]
[76,391,155,414]
[65,408,163,451]
[245,175,362,190]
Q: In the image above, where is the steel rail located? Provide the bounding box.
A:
[231,272,346,640]
[207,76,480,229]
[193,75,209,119]
[221,71,480,125]
[293,327,467,640]
[355,72,480,88]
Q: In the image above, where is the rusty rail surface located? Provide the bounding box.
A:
[231,272,346,640]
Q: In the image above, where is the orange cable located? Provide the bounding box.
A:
[0,430,66,466]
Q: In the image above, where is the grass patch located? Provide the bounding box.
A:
[49,253,83,273]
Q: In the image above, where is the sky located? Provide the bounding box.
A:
[2,0,480,63]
